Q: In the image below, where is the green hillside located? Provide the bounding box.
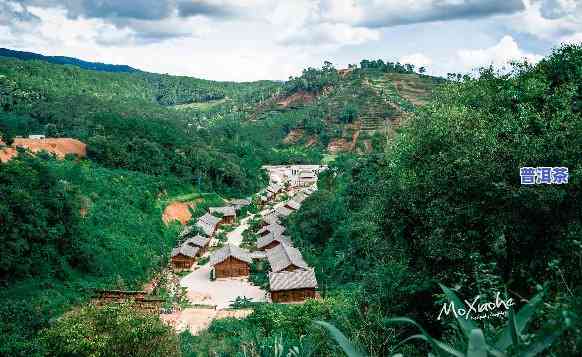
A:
[1,44,580,357]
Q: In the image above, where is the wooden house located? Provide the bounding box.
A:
[196,213,221,237]
[284,199,301,211]
[269,268,318,303]
[209,206,236,225]
[298,170,317,187]
[229,198,251,211]
[171,244,199,270]
[257,223,286,237]
[256,232,292,251]
[266,184,282,199]
[261,211,281,227]
[275,205,293,218]
[266,243,309,273]
[209,244,252,278]
[184,234,211,256]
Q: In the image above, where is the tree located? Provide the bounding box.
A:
[40,304,180,356]
[419,66,426,74]
[339,103,358,123]
[45,123,60,137]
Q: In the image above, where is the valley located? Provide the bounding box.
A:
[0,45,581,356]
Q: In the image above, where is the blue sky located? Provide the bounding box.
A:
[0,0,580,81]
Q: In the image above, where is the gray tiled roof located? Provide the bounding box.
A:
[209,206,236,217]
[284,200,301,210]
[266,243,309,273]
[267,184,282,193]
[275,205,294,217]
[262,213,281,225]
[257,223,286,236]
[250,251,267,260]
[269,268,318,291]
[196,213,220,236]
[171,244,199,258]
[200,212,221,226]
[209,244,252,266]
[184,234,210,248]
[293,192,307,203]
[256,232,292,250]
[230,199,251,209]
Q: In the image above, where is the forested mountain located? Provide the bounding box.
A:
[1,45,581,356]
[0,48,139,73]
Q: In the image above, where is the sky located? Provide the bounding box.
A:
[0,0,580,81]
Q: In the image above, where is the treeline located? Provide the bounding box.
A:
[0,56,279,109]
[284,61,340,94]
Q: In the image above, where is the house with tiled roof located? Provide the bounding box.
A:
[269,268,318,303]
[266,243,309,273]
[257,223,286,237]
[256,232,293,251]
[209,206,236,224]
[171,244,199,270]
[209,244,252,278]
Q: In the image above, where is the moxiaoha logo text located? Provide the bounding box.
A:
[437,292,514,321]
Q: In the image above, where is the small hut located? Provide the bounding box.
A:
[257,223,286,237]
[298,170,317,187]
[284,199,301,211]
[266,243,309,273]
[261,212,281,227]
[209,206,236,225]
[229,198,251,211]
[256,232,292,251]
[171,244,199,270]
[266,184,282,199]
[209,244,252,278]
[269,268,318,303]
[196,213,221,237]
[184,234,211,256]
[275,205,293,218]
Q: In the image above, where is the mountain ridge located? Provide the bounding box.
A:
[0,47,139,73]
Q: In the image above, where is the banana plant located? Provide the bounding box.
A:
[386,284,568,356]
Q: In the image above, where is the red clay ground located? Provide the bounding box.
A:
[276,91,315,108]
[0,138,87,163]
[162,201,199,225]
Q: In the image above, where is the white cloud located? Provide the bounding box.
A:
[279,22,380,47]
[457,35,543,71]
[399,53,433,70]
[508,0,582,44]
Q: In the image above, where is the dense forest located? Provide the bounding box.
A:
[1,43,581,356]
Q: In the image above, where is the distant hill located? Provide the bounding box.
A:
[0,48,139,73]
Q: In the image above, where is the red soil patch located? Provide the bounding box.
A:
[338,68,353,78]
[163,201,197,225]
[327,138,351,154]
[0,147,17,163]
[0,138,86,163]
[276,91,315,108]
[305,136,317,147]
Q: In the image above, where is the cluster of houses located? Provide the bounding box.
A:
[262,164,327,188]
[170,164,325,304]
[170,198,251,270]
[205,183,319,303]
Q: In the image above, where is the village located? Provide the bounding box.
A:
[157,164,327,333]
